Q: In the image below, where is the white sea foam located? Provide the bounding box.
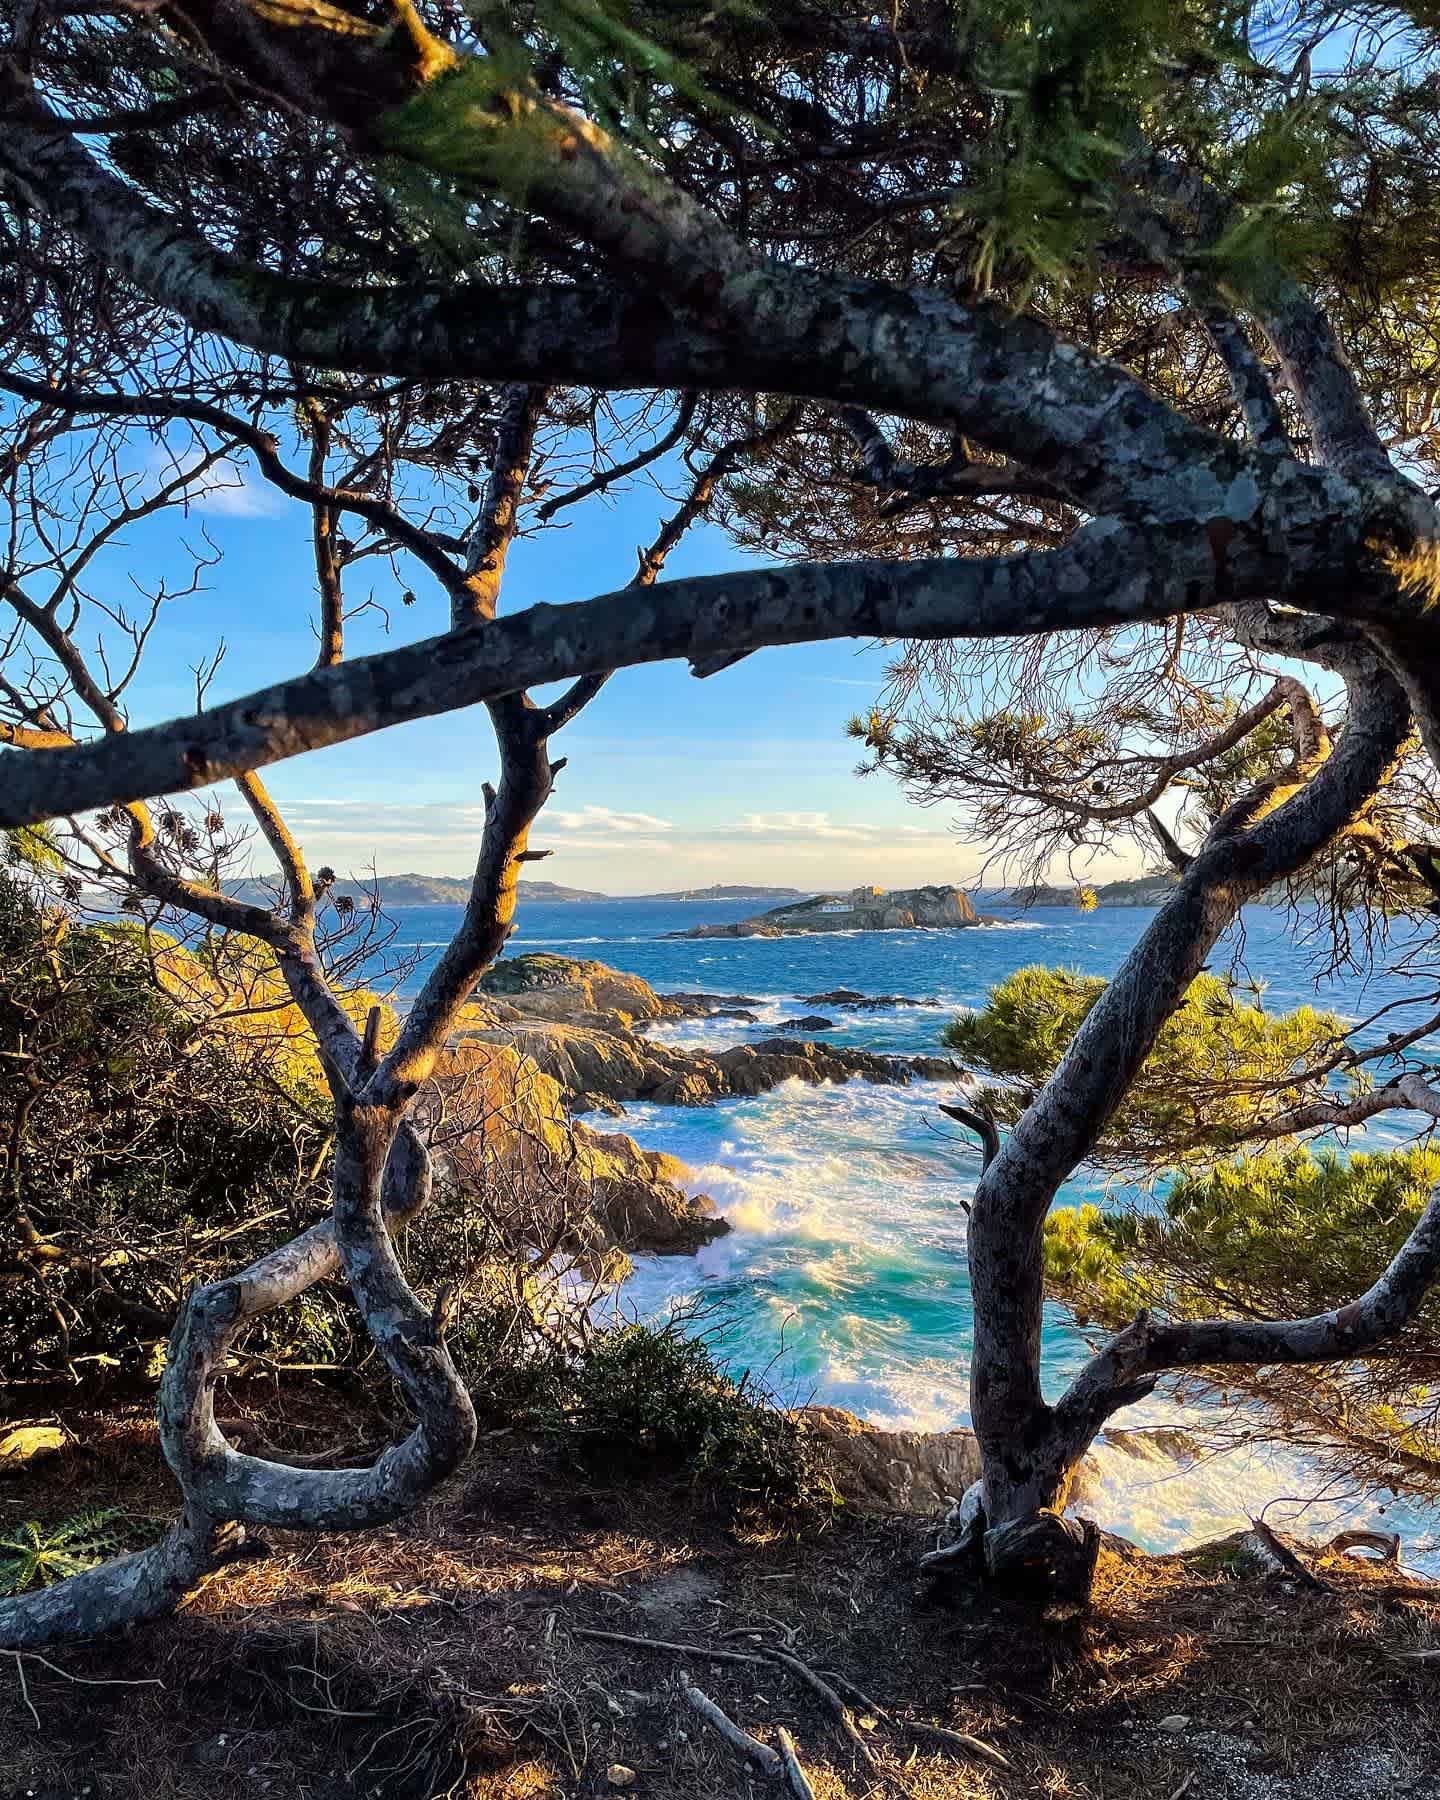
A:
[511,935,607,945]
[437,894,1440,1566]
[615,1073,1440,1568]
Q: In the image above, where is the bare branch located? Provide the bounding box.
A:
[536,393,697,521]
[0,371,467,596]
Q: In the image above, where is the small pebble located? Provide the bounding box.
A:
[607,1765,637,1789]
[1158,1715,1191,1733]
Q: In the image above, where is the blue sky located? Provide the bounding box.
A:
[111,445,1142,895]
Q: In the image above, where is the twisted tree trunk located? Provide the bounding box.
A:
[962,659,1414,1598]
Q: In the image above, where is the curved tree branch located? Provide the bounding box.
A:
[0,516,1307,830]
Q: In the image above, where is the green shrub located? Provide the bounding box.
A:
[944,964,1350,1172]
[457,1305,837,1523]
[0,1508,126,1594]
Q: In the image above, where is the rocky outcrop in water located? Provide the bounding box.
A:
[799,989,942,1010]
[667,884,990,939]
[479,955,761,1030]
[455,1019,958,1113]
[459,956,962,1114]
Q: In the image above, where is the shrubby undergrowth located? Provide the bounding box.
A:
[457,1304,839,1523]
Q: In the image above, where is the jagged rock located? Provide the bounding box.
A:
[648,1070,721,1106]
[799,990,941,1010]
[796,1409,1203,1525]
[772,1015,834,1032]
[460,1019,960,1110]
[668,884,988,939]
[480,956,763,1033]
[657,989,765,1017]
[432,1036,724,1260]
[459,1021,681,1105]
[739,1039,957,1085]
[479,954,672,1024]
[1100,1426,1199,1464]
[580,1128,729,1254]
[800,1406,981,1514]
[572,1091,628,1118]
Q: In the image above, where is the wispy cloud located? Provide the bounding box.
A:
[548,804,673,835]
[137,444,288,521]
[244,795,967,888]
[733,811,931,842]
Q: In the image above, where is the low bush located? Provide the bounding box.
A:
[457,1304,837,1523]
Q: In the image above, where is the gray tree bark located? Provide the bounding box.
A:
[962,657,1414,1587]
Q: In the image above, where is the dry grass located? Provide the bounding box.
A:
[0,1408,1438,1799]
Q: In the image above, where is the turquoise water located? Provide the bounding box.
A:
[383,897,1439,1557]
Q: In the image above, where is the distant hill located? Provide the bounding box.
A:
[516,880,609,901]
[630,885,808,903]
[225,871,474,907]
[1008,874,1178,908]
[221,875,799,907]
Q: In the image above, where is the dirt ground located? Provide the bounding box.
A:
[1,1408,1439,1800]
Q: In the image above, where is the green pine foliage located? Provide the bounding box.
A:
[1044,1147,1440,1495]
[943,964,1350,1170]
[1045,1144,1440,1328]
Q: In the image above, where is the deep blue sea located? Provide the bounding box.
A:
[380,896,1439,1558]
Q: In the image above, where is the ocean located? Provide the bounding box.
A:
[381,896,1439,1560]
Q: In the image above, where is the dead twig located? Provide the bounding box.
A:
[760,1646,882,1775]
[904,1719,1014,1771]
[821,1667,892,1723]
[680,1677,782,1778]
[776,1725,817,1800]
[9,1651,38,1730]
[571,1627,765,1666]
[15,1653,163,1689]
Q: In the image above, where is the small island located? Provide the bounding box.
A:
[1008,875,1178,908]
[664,883,991,938]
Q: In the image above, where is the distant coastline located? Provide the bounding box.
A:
[222,874,814,908]
[218,871,1186,910]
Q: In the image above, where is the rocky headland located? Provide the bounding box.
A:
[665,883,994,938]
[431,955,962,1276]
[1008,875,1178,907]
[463,954,959,1115]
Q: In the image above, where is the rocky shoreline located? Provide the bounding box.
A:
[465,953,960,1114]
[435,953,964,1267]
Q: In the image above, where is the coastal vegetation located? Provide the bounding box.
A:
[1,2,1440,1792]
[952,965,1440,1501]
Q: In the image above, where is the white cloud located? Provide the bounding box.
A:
[547,804,673,835]
[238,792,984,890]
[733,811,932,842]
[137,444,288,521]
